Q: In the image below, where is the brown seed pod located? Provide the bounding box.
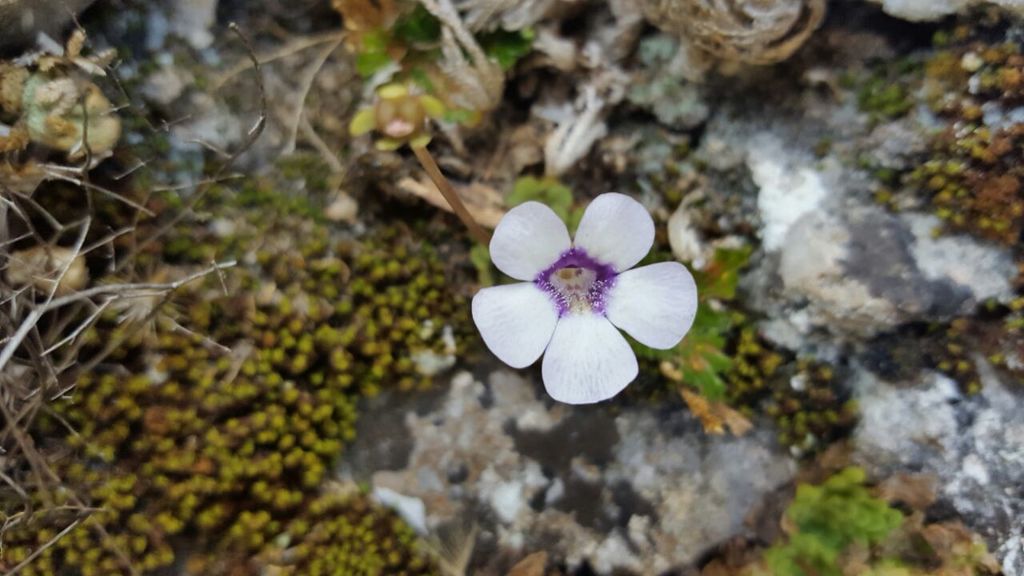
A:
[640,0,826,65]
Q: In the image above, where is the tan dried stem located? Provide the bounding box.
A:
[412,145,491,245]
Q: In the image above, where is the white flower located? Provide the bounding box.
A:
[472,192,698,404]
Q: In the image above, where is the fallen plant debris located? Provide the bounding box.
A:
[1,1,1022,575]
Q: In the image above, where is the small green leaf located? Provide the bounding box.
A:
[470,244,495,287]
[693,246,753,302]
[443,108,477,125]
[357,51,392,77]
[479,28,535,71]
[355,30,394,77]
[361,29,389,53]
[408,67,436,92]
[629,304,736,400]
[393,5,441,44]
[566,206,585,236]
[508,176,573,221]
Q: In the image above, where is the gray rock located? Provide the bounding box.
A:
[869,0,1024,22]
[720,98,1016,344]
[862,121,930,171]
[349,370,796,574]
[747,133,833,252]
[778,210,899,338]
[167,0,218,50]
[140,56,192,106]
[852,363,1024,575]
[0,0,95,49]
[770,204,1016,339]
[906,213,1018,305]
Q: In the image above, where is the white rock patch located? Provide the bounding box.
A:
[747,135,829,252]
[871,0,1024,21]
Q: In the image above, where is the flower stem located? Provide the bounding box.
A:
[412,145,492,246]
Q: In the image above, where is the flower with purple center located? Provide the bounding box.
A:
[472,193,699,404]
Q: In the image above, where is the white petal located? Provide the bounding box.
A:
[606,262,698,349]
[472,283,559,368]
[490,201,571,281]
[573,193,655,272]
[542,314,638,404]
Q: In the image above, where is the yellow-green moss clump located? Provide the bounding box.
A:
[765,467,904,576]
[1,185,463,574]
[727,329,857,456]
[853,59,918,124]
[857,19,1024,246]
[702,467,1000,575]
[913,26,1024,245]
[929,317,983,394]
[909,125,1024,245]
[259,491,436,576]
[926,312,1023,394]
[859,17,1024,397]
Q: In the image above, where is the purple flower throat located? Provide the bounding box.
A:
[535,248,617,317]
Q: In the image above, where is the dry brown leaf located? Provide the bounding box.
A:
[660,359,684,382]
[332,0,401,32]
[398,175,506,229]
[0,123,30,153]
[877,473,937,512]
[0,63,29,113]
[701,541,766,576]
[920,522,1002,574]
[681,388,753,436]
[507,551,548,576]
[700,559,736,576]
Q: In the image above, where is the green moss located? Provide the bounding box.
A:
[758,466,1000,576]
[765,468,903,576]
[275,153,336,195]
[852,55,922,123]
[894,22,1024,246]
[506,176,583,232]
[724,327,784,404]
[263,491,437,576]
[859,19,1024,249]
[726,330,857,456]
[770,360,857,455]
[857,76,914,122]
[235,178,324,219]
[2,185,464,574]
[908,126,1024,246]
[0,466,176,576]
[931,318,983,394]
